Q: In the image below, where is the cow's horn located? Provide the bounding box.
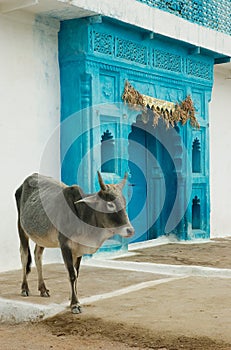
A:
[97,171,106,191]
[118,172,128,189]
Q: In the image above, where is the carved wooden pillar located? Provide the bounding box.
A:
[80,73,92,191]
[172,126,187,239]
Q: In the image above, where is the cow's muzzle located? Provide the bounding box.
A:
[126,227,135,237]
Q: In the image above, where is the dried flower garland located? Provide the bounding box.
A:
[122,81,200,129]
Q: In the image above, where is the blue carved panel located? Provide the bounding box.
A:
[101,130,115,173]
[192,195,201,229]
[192,127,206,176]
[100,115,119,139]
[90,30,114,56]
[129,79,185,103]
[88,20,215,85]
[129,80,154,97]
[100,115,120,174]
[192,138,201,173]
[190,184,209,239]
[191,90,204,120]
[99,73,116,103]
[153,85,184,103]
[186,58,213,81]
[115,37,148,65]
[153,49,183,73]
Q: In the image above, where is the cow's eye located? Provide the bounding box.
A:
[107,202,116,211]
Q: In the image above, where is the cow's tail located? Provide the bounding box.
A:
[15,185,32,274]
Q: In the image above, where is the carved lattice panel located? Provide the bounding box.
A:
[91,30,114,55]
[153,49,183,73]
[186,59,213,81]
[115,38,148,65]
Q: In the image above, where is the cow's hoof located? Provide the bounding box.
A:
[71,305,82,314]
[21,290,30,297]
[40,290,50,297]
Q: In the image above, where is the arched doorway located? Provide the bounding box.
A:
[128,114,183,242]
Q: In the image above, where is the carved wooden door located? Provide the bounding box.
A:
[128,117,179,242]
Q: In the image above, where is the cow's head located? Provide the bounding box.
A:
[74,172,134,239]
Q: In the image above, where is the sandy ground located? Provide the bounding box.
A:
[1,238,231,350]
[119,238,231,268]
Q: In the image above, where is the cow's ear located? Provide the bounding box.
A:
[97,171,107,191]
[118,172,128,189]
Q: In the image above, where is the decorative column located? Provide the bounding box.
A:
[80,73,92,192]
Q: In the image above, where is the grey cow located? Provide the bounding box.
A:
[15,172,134,313]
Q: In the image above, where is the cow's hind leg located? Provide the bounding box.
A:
[60,244,81,314]
[18,223,32,297]
[34,244,50,297]
[74,256,82,312]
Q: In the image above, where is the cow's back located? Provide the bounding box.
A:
[17,173,66,237]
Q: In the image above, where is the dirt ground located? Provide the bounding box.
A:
[1,238,231,350]
[118,238,231,268]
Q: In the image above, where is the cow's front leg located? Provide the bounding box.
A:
[34,245,50,297]
[75,256,82,278]
[60,243,81,314]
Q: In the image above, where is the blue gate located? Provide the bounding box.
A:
[59,17,214,246]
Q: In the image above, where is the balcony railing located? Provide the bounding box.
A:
[136,0,231,36]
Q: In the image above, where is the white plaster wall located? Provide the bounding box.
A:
[210,64,231,237]
[0,11,61,272]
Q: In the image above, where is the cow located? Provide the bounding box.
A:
[15,172,134,313]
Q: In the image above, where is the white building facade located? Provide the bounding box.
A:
[0,0,230,271]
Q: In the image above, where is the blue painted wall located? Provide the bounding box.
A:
[59,17,215,245]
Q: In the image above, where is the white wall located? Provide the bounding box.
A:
[0,11,61,272]
[210,64,231,238]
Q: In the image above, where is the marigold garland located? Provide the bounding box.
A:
[122,81,200,129]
